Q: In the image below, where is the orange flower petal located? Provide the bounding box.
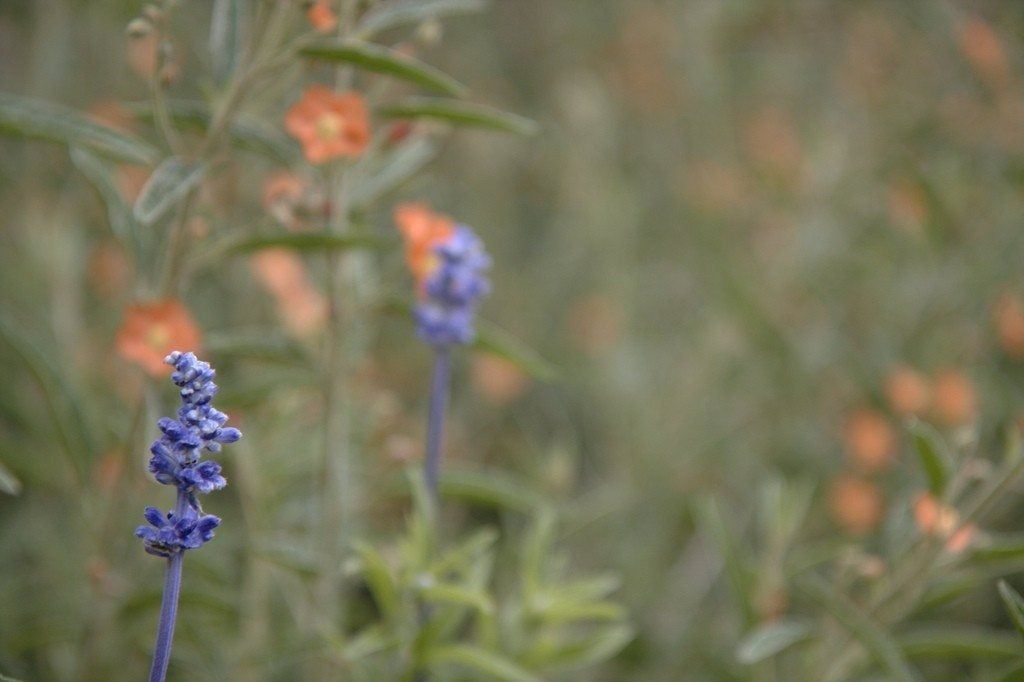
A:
[116,299,202,376]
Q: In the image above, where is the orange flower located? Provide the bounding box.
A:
[285,86,370,164]
[471,353,531,406]
[932,370,977,426]
[913,492,977,554]
[116,299,202,376]
[885,366,930,417]
[828,475,884,536]
[843,408,897,472]
[394,202,455,288]
[994,293,1024,360]
[956,16,1010,92]
[307,0,338,33]
[251,249,327,338]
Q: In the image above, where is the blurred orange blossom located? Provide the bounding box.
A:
[885,366,930,417]
[285,86,370,164]
[116,298,202,376]
[828,475,884,536]
[843,408,897,472]
[307,0,338,33]
[394,202,455,289]
[994,293,1024,360]
[913,492,977,553]
[932,370,977,426]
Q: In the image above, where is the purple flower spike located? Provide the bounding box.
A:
[139,352,240,682]
[414,225,491,347]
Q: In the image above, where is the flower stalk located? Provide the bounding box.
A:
[424,347,452,504]
[137,352,241,681]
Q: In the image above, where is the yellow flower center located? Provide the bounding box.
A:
[146,323,170,349]
[315,112,342,141]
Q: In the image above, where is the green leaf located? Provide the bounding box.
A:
[0,91,158,164]
[909,420,950,496]
[737,619,814,665]
[999,580,1024,644]
[899,625,1021,660]
[428,644,540,682]
[437,469,545,513]
[549,574,621,602]
[210,0,248,84]
[526,624,634,673]
[349,137,438,210]
[693,495,755,626]
[340,625,397,661]
[353,541,399,618]
[529,595,626,624]
[0,314,95,476]
[133,156,203,225]
[220,232,388,256]
[417,580,494,614]
[300,40,466,97]
[430,526,499,574]
[201,329,314,368]
[125,100,296,162]
[799,575,919,681]
[377,97,539,135]
[475,319,558,382]
[70,146,139,249]
[357,0,487,37]
[0,459,21,495]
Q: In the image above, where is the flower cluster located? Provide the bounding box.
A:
[412,224,491,346]
[136,505,221,558]
[136,352,241,557]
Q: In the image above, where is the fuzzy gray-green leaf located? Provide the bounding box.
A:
[300,40,466,96]
[133,156,203,225]
[0,92,158,164]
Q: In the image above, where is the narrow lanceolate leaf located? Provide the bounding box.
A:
[377,97,539,135]
[353,541,399,618]
[475,319,557,381]
[300,40,466,97]
[799,576,919,682]
[899,626,1021,660]
[357,0,487,38]
[125,100,296,162]
[210,0,248,84]
[737,619,814,665]
[428,645,540,682]
[70,147,139,248]
[418,581,494,614]
[0,314,95,475]
[437,469,546,512]
[0,459,21,495]
[133,156,203,225]
[222,232,388,256]
[909,420,950,496]
[0,92,158,164]
[526,624,635,673]
[348,137,438,210]
[998,580,1024,643]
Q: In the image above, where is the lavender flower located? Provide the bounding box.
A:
[406,224,490,504]
[137,351,240,682]
[413,225,491,347]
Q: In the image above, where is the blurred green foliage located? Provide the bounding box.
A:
[4,0,1024,679]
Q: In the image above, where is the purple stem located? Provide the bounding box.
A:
[148,490,188,682]
[424,347,452,505]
